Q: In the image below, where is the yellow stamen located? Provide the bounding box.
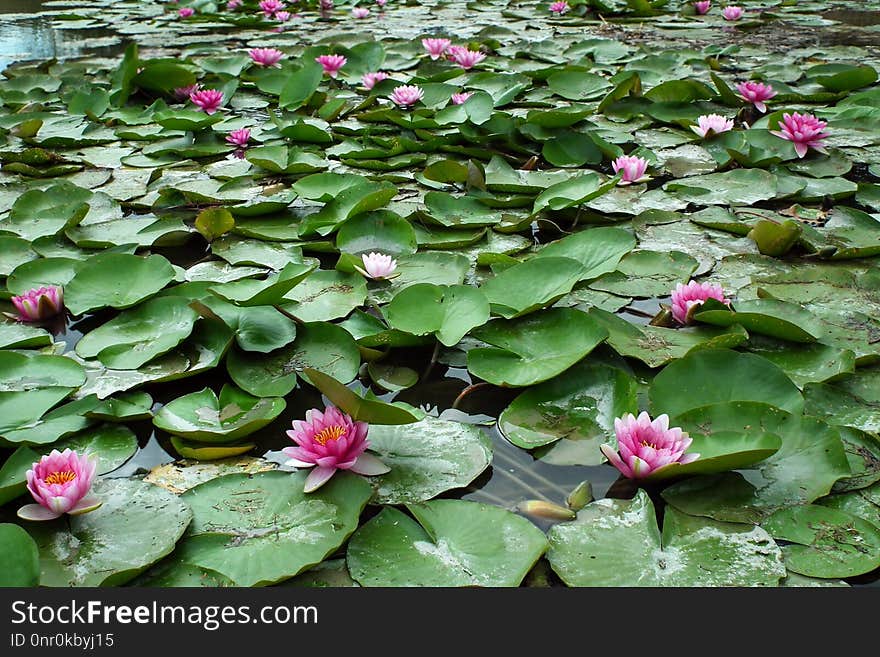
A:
[313,425,346,446]
[640,440,659,450]
[44,470,76,485]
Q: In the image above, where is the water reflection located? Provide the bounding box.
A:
[0,0,127,72]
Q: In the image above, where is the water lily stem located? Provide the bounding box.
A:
[490,460,558,501]
[420,340,441,382]
[273,305,303,324]
[462,485,510,508]
[367,297,389,327]
[451,382,491,410]
[492,449,573,500]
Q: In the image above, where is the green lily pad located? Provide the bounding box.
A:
[364,416,493,504]
[590,250,698,298]
[75,296,199,370]
[498,362,638,464]
[227,321,361,397]
[385,283,490,347]
[467,308,608,387]
[175,470,372,586]
[6,257,81,296]
[650,348,804,418]
[693,298,820,343]
[0,523,40,586]
[546,490,785,587]
[663,403,851,523]
[480,257,584,319]
[0,353,86,434]
[644,431,783,482]
[87,391,154,422]
[23,478,192,587]
[208,261,317,307]
[153,384,286,443]
[588,308,750,368]
[0,322,52,350]
[665,169,780,206]
[303,368,423,425]
[746,339,856,388]
[65,253,176,315]
[762,504,880,578]
[200,297,298,353]
[279,270,367,323]
[534,226,637,282]
[195,207,235,242]
[347,500,548,587]
[4,182,91,240]
[336,210,418,255]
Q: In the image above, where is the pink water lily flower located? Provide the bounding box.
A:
[362,71,390,89]
[11,286,64,323]
[691,113,734,138]
[451,91,473,105]
[612,155,650,185]
[18,450,101,521]
[694,0,710,14]
[736,80,776,113]
[249,47,284,67]
[448,46,487,70]
[178,7,194,17]
[600,412,699,480]
[722,5,743,20]
[259,0,284,15]
[355,252,399,279]
[190,88,224,114]
[549,1,569,14]
[274,9,292,24]
[227,0,242,9]
[284,406,390,493]
[316,54,347,78]
[352,6,370,17]
[389,84,424,109]
[376,0,387,6]
[319,0,334,11]
[225,128,251,147]
[670,280,729,324]
[770,112,830,158]
[422,38,451,60]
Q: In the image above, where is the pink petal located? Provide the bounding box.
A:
[349,452,390,476]
[18,503,62,521]
[600,444,632,478]
[629,456,652,478]
[68,495,102,515]
[304,466,338,493]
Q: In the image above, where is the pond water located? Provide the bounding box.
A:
[4,0,880,588]
[0,0,128,73]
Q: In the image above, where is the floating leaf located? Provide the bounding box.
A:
[385,283,490,347]
[153,384,286,443]
[467,308,608,387]
[365,416,493,504]
[347,500,548,587]
[547,490,785,586]
[499,362,637,463]
[650,348,804,418]
[176,471,372,586]
[0,524,40,586]
[762,504,880,578]
[24,478,192,587]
